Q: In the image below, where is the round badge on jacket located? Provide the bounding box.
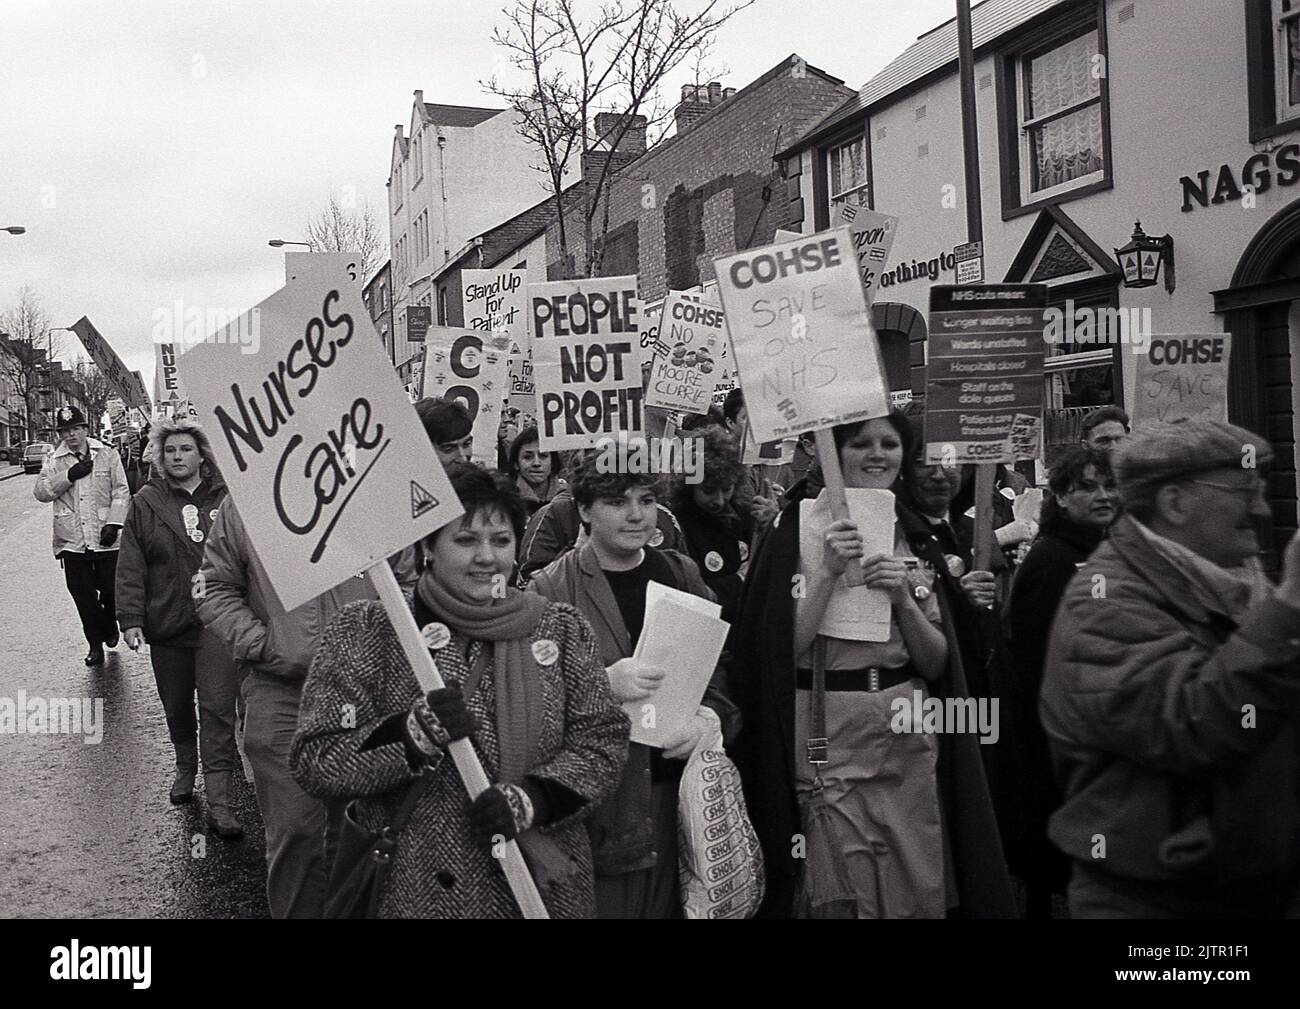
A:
[190,529,205,543]
[739,541,749,562]
[704,550,724,572]
[531,639,559,666]
[209,509,219,522]
[182,504,199,524]
[648,529,664,548]
[421,622,451,650]
[945,554,966,577]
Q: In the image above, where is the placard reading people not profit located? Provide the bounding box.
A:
[462,268,531,414]
[530,275,644,451]
[924,284,1048,464]
[177,278,461,612]
[713,229,891,443]
[1133,334,1231,424]
[645,292,727,415]
[422,326,511,466]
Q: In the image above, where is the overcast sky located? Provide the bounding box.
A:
[1,0,963,392]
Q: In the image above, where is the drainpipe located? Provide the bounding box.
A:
[437,134,451,260]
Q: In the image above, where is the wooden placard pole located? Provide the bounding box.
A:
[814,428,865,587]
[367,560,550,920]
[661,416,677,442]
[957,0,995,576]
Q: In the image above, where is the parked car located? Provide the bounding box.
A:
[22,442,53,474]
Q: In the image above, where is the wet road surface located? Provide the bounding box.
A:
[0,472,269,917]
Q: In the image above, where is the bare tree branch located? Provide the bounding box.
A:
[303,193,388,281]
[0,284,55,442]
[483,0,756,278]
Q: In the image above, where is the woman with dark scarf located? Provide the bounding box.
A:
[667,424,752,625]
[1006,446,1116,917]
[507,425,566,516]
[290,464,629,918]
[731,412,1017,918]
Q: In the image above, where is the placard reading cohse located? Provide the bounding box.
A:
[924,284,1047,464]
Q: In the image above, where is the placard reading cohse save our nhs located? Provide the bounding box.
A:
[924,284,1047,465]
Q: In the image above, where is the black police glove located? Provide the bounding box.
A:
[99,525,119,548]
[66,456,93,481]
[403,686,477,761]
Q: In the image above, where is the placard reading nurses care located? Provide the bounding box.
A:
[176,278,462,612]
[713,229,891,443]
[422,326,511,467]
[530,275,645,451]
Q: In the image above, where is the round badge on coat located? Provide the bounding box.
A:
[421,623,451,650]
[209,509,219,522]
[704,550,724,572]
[531,639,559,666]
[182,504,199,522]
[648,529,665,548]
[944,554,966,577]
[739,541,749,562]
[190,529,205,543]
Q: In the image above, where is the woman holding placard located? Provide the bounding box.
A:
[290,463,629,918]
[731,412,1014,919]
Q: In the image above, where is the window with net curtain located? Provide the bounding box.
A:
[1022,30,1104,195]
[829,136,869,209]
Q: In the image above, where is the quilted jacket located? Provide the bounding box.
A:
[33,437,130,555]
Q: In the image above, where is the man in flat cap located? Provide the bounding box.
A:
[34,404,132,666]
[1040,418,1300,917]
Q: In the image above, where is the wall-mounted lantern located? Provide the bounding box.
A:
[1114,221,1174,294]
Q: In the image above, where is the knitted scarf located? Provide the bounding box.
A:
[415,572,548,785]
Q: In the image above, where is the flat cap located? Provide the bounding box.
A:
[1113,418,1272,512]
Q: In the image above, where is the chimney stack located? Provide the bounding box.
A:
[673,79,732,134]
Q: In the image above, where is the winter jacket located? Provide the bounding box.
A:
[1003,510,1104,886]
[1040,515,1300,915]
[33,437,130,556]
[515,474,567,517]
[516,487,686,586]
[116,474,229,647]
[290,598,628,918]
[195,497,418,682]
[526,542,739,875]
[669,490,751,627]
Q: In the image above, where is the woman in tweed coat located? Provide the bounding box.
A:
[291,464,630,918]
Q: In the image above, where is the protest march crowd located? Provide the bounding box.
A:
[30,239,1300,921]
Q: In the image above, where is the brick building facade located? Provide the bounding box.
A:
[544,55,854,299]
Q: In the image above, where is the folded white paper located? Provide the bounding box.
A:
[627,590,728,747]
[799,487,895,642]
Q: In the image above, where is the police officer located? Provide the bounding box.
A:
[34,405,131,666]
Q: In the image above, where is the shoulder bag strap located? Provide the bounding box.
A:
[806,635,828,789]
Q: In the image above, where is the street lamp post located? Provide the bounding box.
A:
[2,226,26,235]
[268,239,312,249]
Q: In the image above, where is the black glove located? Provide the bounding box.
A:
[470,781,547,843]
[66,456,93,481]
[403,686,477,760]
[99,525,119,548]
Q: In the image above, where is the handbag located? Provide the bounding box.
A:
[324,644,491,919]
[792,636,857,919]
[324,772,435,919]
